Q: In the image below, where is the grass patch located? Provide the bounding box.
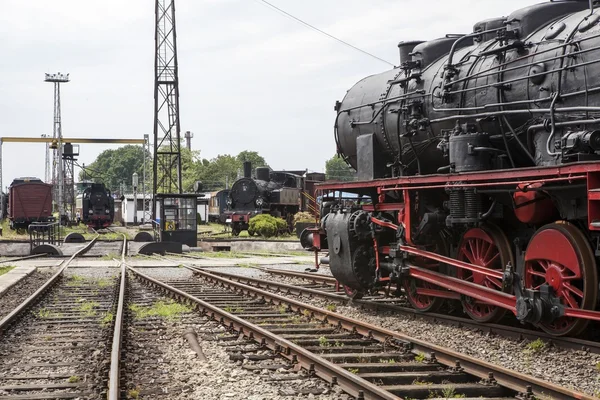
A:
[67,376,80,383]
[238,262,259,268]
[525,338,545,353]
[414,353,426,363]
[129,299,191,320]
[412,379,433,386]
[101,312,114,326]
[78,300,100,317]
[97,278,114,288]
[348,368,359,374]
[127,388,140,399]
[36,308,62,319]
[66,275,88,286]
[325,304,337,312]
[379,358,396,364]
[202,251,249,259]
[0,265,16,276]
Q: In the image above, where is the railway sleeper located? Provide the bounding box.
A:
[382,382,509,398]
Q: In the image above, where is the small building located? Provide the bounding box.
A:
[121,193,208,225]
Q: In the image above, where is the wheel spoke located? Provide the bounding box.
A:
[467,240,477,262]
[461,248,476,265]
[485,276,503,289]
[527,269,546,278]
[561,290,580,309]
[483,252,500,269]
[563,282,584,299]
[481,241,494,265]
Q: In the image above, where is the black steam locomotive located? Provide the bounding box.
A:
[82,183,115,229]
[225,162,324,236]
[309,0,600,337]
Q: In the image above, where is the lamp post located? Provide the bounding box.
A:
[132,172,139,225]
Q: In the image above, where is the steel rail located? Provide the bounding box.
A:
[203,267,600,355]
[108,234,128,400]
[257,267,338,284]
[126,264,400,400]
[0,254,47,264]
[0,235,99,332]
[185,267,593,400]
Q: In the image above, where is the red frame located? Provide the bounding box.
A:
[316,162,600,323]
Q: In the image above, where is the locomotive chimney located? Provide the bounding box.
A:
[243,161,252,178]
[397,40,424,65]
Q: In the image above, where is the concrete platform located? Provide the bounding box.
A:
[0,265,37,295]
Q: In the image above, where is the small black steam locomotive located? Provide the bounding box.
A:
[224,162,324,236]
[82,183,115,229]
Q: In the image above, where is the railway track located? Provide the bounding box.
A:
[126,263,592,400]
[0,235,126,400]
[200,265,600,355]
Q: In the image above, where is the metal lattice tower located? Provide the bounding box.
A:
[41,134,51,183]
[45,72,69,217]
[142,134,153,223]
[153,0,182,219]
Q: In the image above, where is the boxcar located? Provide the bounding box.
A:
[8,177,53,229]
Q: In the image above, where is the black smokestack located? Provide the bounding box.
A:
[243,161,252,178]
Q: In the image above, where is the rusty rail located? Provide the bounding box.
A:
[108,234,128,400]
[186,267,593,400]
[126,265,400,400]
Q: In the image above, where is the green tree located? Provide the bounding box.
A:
[325,155,356,181]
[80,145,145,191]
[236,150,269,169]
[196,151,270,191]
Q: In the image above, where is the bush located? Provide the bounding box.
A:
[293,211,316,226]
[249,214,288,238]
[197,213,202,225]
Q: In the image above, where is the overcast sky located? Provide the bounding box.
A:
[0,0,544,190]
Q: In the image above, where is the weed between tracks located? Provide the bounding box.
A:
[129,299,191,320]
[36,308,62,319]
[524,338,546,353]
[101,312,114,326]
[77,300,100,317]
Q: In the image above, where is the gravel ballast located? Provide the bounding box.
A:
[124,271,350,399]
[0,270,54,320]
[202,267,600,397]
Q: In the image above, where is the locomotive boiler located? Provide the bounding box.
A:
[315,0,600,336]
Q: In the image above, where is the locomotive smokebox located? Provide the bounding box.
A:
[256,167,270,181]
[243,161,252,178]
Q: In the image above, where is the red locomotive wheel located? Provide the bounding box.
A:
[403,233,449,313]
[456,224,513,323]
[524,222,598,336]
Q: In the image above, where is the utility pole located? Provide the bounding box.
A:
[44,72,69,219]
[153,0,182,220]
[41,134,51,183]
[142,134,153,223]
[184,130,193,151]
